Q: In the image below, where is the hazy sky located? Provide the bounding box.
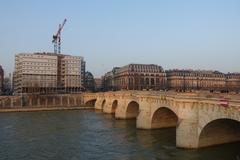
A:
[0,0,240,77]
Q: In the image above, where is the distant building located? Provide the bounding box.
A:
[226,73,240,93]
[84,71,95,91]
[13,52,85,95]
[166,70,226,91]
[94,78,103,92]
[103,64,166,91]
[0,65,4,95]
[60,54,85,93]
[3,73,12,95]
[102,64,240,92]
[103,67,119,91]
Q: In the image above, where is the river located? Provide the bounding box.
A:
[0,110,239,160]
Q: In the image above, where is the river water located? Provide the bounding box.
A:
[0,110,239,160]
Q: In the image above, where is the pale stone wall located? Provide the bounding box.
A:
[0,94,84,109]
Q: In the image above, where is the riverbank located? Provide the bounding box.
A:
[0,106,94,113]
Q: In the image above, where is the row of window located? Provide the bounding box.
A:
[62,60,81,64]
[21,62,57,66]
[114,77,164,86]
[130,64,162,70]
[168,73,225,78]
[22,66,57,70]
[172,81,225,85]
[23,70,57,74]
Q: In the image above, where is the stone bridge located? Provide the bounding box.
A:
[83,91,240,149]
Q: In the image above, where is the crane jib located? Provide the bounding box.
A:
[52,19,67,54]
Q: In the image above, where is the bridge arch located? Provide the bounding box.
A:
[126,101,140,119]
[85,99,97,107]
[198,118,240,148]
[151,107,178,129]
[111,100,118,113]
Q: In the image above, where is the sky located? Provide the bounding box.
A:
[0,0,240,77]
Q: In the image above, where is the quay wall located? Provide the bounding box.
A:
[0,94,89,112]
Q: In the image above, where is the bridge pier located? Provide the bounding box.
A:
[137,101,200,148]
[136,98,152,129]
[136,110,152,129]
[115,103,124,118]
[102,99,119,114]
[115,100,128,119]
[176,102,199,149]
[115,99,140,119]
[95,98,104,110]
[103,99,114,113]
[176,119,199,148]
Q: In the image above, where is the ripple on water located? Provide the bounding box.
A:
[0,110,239,160]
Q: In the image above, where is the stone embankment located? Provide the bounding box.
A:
[0,94,93,113]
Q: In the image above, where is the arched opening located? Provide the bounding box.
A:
[199,119,240,148]
[126,101,139,119]
[111,100,118,113]
[101,100,106,109]
[85,99,97,107]
[151,107,178,129]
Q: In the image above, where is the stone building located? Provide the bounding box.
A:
[94,78,103,92]
[103,64,166,91]
[225,73,240,93]
[103,64,240,92]
[103,67,119,91]
[0,65,3,95]
[166,70,226,91]
[13,52,85,95]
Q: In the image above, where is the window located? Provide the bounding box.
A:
[151,78,155,85]
[146,78,149,85]
[156,78,159,84]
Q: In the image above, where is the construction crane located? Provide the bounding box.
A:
[52,19,67,54]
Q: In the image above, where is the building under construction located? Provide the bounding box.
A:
[13,52,85,95]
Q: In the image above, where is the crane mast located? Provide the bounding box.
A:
[52,19,67,54]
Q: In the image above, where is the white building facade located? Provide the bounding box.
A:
[13,52,85,94]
